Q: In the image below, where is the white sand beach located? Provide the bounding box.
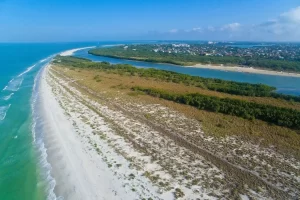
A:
[38,58,222,199]
[192,64,300,77]
[36,48,300,200]
[40,65,162,200]
[59,46,96,56]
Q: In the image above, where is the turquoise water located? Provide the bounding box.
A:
[74,48,300,96]
[0,43,96,200]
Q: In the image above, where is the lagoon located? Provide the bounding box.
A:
[74,48,300,96]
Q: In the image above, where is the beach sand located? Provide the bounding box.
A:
[37,48,300,200]
[39,62,219,199]
[192,64,300,77]
[59,46,96,56]
[39,65,160,200]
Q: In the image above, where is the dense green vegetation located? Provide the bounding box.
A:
[132,86,300,130]
[54,56,300,130]
[89,46,188,65]
[89,45,300,72]
[54,56,276,95]
[53,56,300,102]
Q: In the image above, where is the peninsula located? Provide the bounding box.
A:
[40,48,300,199]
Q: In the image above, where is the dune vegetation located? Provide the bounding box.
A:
[50,55,300,199]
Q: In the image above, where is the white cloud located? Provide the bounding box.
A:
[220,23,241,31]
[257,6,300,37]
[207,26,216,32]
[280,6,300,24]
[184,27,202,33]
[169,29,178,33]
[191,27,202,32]
[153,6,300,41]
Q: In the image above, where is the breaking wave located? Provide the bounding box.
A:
[2,77,24,92]
[31,59,57,200]
[17,64,36,77]
[2,93,14,101]
[0,104,11,121]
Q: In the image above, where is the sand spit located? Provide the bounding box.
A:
[192,64,300,77]
[59,46,96,57]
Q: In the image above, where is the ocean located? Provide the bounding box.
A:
[0,43,96,200]
[1,42,300,200]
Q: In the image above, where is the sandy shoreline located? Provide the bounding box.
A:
[59,46,96,56]
[39,65,162,200]
[39,62,217,199]
[191,63,300,77]
[35,48,300,199]
[40,65,104,199]
[39,48,162,200]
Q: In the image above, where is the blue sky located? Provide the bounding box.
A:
[0,0,299,42]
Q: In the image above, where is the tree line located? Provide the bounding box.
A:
[53,56,300,102]
[132,86,300,130]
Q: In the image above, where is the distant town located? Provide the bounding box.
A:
[89,42,300,72]
[128,42,300,61]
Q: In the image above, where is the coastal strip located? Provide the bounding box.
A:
[192,63,300,77]
[59,46,96,57]
[39,64,162,200]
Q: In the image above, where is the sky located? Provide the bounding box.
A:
[0,0,299,42]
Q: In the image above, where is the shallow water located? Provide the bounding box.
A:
[0,42,96,200]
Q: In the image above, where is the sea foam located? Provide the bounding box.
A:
[2,93,14,101]
[39,55,53,63]
[2,77,24,92]
[32,64,57,200]
[17,64,36,77]
[0,104,11,121]
[2,59,42,92]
